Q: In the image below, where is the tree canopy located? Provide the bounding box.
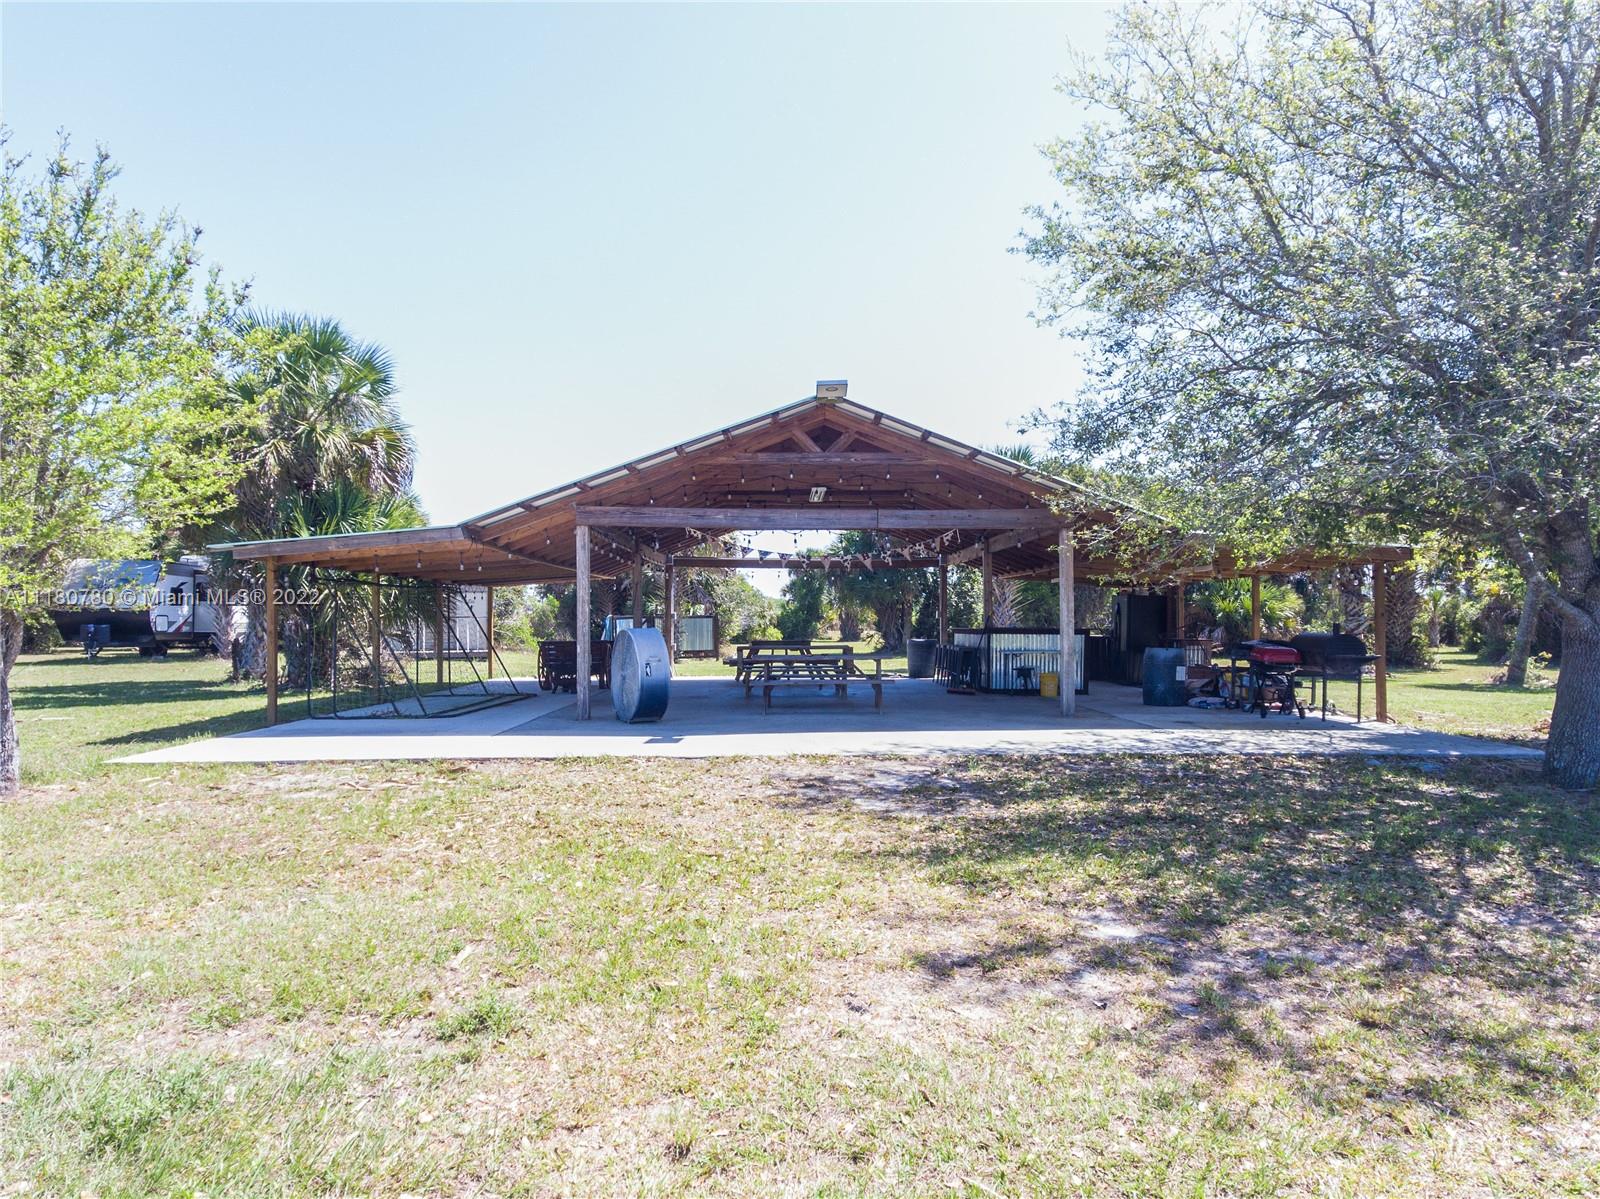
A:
[1024,0,1600,786]
[0,139,251,791]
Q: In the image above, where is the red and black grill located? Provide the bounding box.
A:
[1240,639,1306,718]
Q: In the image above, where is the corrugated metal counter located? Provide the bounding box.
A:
[948,628,1088,694]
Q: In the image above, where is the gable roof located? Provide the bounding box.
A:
[214,394,1113,583]
[211,389,1406,586]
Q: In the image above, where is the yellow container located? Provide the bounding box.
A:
[1039,671,1060,698]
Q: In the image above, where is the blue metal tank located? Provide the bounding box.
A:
[611,626,671,722]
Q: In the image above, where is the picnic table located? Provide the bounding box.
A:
[737,645,891,713]
[724,640,852,685]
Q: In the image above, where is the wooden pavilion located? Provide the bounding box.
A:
[215,384,1409,725]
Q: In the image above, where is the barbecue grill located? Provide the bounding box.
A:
[1289,628,1380,721]
[1239,639,1306,718]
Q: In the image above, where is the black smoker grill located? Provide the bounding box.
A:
[1289,629,1380,722]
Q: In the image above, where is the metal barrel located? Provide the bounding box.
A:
[611,626,671,723]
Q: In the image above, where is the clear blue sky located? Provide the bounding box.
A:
[3,2,1113,573]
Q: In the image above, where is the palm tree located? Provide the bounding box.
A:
[232,312,415,525]
[217,313,419,677]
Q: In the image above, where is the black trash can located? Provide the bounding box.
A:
[1141,646,1188,706]
[906,638,936,679]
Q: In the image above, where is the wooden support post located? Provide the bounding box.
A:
[1167,586,1180,639]
[1372,562,1389,723]
[1250,575,1262,641]
[371,575,383,691]
[981,541,993,627]
[576,526,592,719]
[632,557,644,626]
[434,582,445,686]
[664,558,677,661]
[937,560,949,644]
[264,558,278,725]
[485,585,495,679]
[1059,530,1076,717]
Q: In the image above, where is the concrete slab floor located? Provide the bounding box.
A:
[116,676,1543,765]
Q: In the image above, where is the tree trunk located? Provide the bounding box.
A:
[837,605,862,641]
[1504,577,1544,688]
[1,611,21,796]
[1545,605,1600,789]
[874,602,907,653]
[237,595,267,679]
[1383,568,1425,667]
[1336,567,1369,635]
[992,578,1021,628]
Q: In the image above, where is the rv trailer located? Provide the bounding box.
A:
[49,557,226,658]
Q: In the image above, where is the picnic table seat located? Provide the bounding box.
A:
[740,645,892,713]
[757,676,891,713]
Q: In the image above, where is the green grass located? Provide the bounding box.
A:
[4,754,1595,1196]
[4,656,1598,1196]
[10,649,274,784]
[1321,648,1556,743]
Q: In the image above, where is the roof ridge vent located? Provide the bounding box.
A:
[815,379,847,402]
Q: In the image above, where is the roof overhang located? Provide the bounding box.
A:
[207,391,1407,587]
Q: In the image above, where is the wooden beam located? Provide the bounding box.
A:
[709,451,926,467]
[664,559,676,662]
[1059,531,1076,717]
[667,556,940,570]
[434,582,445,686]
[631,557,644,625]
[789,427,822,453]
[572,505,1062,531]
[371,575,384,689]
[464,535,573,573]
[1250,575,1262,640]
[946,527,1057,566]
[576,526,591,719]
[485,585,495,679]
[938,561,949,644]
[221,524,469,560]
[1373,563,1389,723]
[588,527,667,568]
[264,557,278,726]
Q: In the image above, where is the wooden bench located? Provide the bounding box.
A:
[759,677,890,713]
[537,639,612,693]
